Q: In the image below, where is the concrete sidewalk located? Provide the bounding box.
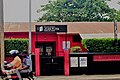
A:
[36,74,120,80]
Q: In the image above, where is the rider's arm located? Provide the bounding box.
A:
[7,56,22,69]
[19,65,30,70]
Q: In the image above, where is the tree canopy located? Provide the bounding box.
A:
[36,0,120,22]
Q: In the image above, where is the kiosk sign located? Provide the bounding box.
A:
[36,25,67,32]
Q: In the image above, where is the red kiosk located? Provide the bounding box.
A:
[34,25,86,76]
[35,25,69,76]
[4,23,87,76]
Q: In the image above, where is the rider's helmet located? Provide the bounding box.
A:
[9,50,19,56]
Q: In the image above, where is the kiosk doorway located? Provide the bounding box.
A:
[36,42,64,75]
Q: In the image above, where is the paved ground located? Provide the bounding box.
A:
[34,74,120,80]
[1,74,120,80]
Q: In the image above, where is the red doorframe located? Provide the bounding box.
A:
[64,49,70,76]
[35,48,40,76]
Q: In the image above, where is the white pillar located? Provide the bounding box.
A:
[29,0,33,71]
[29,0,31,54]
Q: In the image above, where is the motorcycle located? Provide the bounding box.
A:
[0,61,35,80]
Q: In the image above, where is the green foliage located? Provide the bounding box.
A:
[36,0,120,22]
[5,39,28,54]
[82,38,120,52]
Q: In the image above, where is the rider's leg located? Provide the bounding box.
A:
[15,69,22,80]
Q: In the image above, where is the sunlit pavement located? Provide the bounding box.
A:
[1,74,120,80]
[35,74,120,80]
